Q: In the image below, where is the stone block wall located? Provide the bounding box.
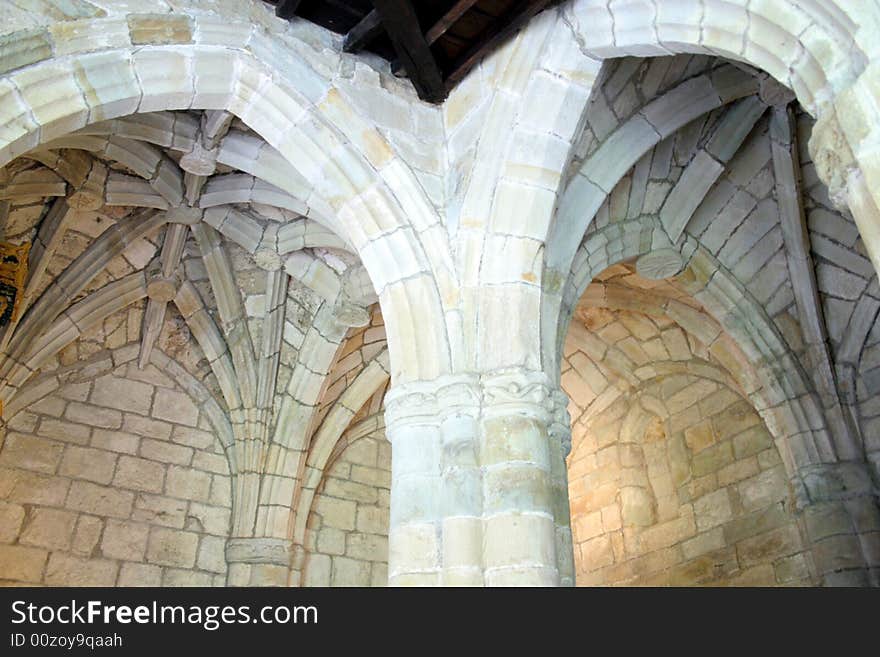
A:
[568,374,812,586]
[0,355,232,586]
[302,424,390,587]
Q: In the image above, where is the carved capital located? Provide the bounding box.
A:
[145,260,181,302]
[179,141,218,176]
[384,374,480,433]
[481,368,555,422]
[385,368,570,447]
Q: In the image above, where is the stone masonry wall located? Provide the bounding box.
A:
[568,374,813,586]
[302,425,390,587]
[0,355,232,586]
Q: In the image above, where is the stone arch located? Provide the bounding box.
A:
[299,412,390,587]
[559,0,867,114]
[0,343,236,585]
[289,351,390,552]
[565,365,814,586]
[0,17,455,383]
[3,344,234,461]
[561,218,835,495]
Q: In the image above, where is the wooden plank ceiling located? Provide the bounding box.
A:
[268,0,556,103]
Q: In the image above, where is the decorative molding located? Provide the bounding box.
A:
[385,368,567,439]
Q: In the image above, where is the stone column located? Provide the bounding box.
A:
[795,463,879,587]
[225,537,294,587]
[384,368,575,586]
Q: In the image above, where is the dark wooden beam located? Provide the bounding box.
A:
[370,0,446,103]
[324,0,368,20]
[444,0,555,89]
[343,9,384,53]
[275,0,302,20]
[425,0,480,45]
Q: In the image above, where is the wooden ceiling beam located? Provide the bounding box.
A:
[444,0,555,89]
[274,0,302,20]
[370,0,446,103]
[343,9,385,53]
[425,0,480,45]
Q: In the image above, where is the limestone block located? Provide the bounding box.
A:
[579,534,614,571]
[191,451,228,475]
[620,486,656,527]
[483,514,555,569]
[0,545,47,582]
[693,489,733,531]
[12,61,89,142]
[0,28,52,75]
[19,507,77,550]
[101,519,149,560]
[118,562,162,586]
[684,420,716,453]
[59,446,118,484]
[132,49,194,113]
[91,374,153,415]
[186,502,230,536]
[139,438,193,467]
[64,402,122,429]
[681,527,726,560]
[74,51,141,122]
[123,414,172,440]
[62,509,99,553]
[0,78,40,161]
[0,501,26,543]
[737,466,788,512]
[164,465,211,502]
[0,433,64,474]
[114,456,165,493]
[317,528,346,556]
[2,469,70,506]
[736,524,803,567]
[346,534,387,562]
[197,535,227,574]
[128,14,194,45]
[37,418,91,445]
[146,527,199,568]
[67,481,134,519]
[132,493,186,529]
[91,428,140,455]
[691,442,734,478]
[331,556,372,586]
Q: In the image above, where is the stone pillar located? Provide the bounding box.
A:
[384,368,575,586]
[548,389,576,587]
[225,537,294,587]
[796,463,880,587]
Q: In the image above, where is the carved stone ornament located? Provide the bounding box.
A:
[636,248,685,280]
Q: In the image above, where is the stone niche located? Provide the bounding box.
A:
[567,375,812,586]
[302,426,391,587]
[0,357,233,586]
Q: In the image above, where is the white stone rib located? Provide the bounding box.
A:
[193,223,258,409]
[770,106,861,461]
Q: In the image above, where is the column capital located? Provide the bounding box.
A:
[383,373,480,432]
[384,367,570,442]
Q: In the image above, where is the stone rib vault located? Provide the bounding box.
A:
[0,0,878,587]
